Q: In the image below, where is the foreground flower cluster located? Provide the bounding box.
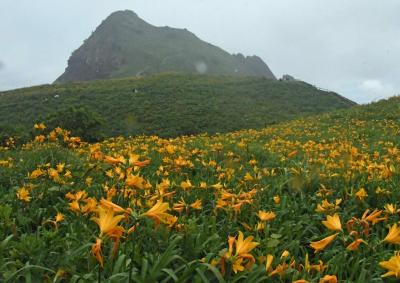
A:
[1,97,400,282]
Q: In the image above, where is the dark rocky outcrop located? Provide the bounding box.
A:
[55,10,276,83]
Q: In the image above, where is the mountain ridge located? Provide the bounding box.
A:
[55,10,276,83]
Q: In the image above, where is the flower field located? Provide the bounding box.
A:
[1,97,400,282]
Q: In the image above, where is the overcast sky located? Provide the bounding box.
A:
[0,0,399,103]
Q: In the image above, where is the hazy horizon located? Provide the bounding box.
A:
[0,0,399,103]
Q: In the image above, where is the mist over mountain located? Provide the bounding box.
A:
[55,10,275,83]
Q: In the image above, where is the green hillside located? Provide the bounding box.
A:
[55,10,275,83]
[0,73,354,141]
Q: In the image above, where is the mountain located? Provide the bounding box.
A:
[1,73,355,140]
[55,10,276,83]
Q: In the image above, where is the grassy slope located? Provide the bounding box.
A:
[0,95,399,282]
[0,73,354,138]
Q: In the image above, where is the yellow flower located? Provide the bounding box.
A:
[232,257,245,273]
[82,198,98,214]
[56,163,65,173]
[255,221,265,231]
[199,181,208,189]
[49,131,57,141]
[234,231,259,256]
[280,250,290,259]
[273,195,281,204]
[125,174,146,189]
[44,212,65,230]
[355,188,368,200]
[85,177,93,186]
[48,168,60,181]
[319,275,337,283]
[104,155,126,165]
[190,199,202,210]
[384,204,399,215]
[91,206,125,239]
[29,168,45,179]
[315,199,341,213]
[270,263,289,277]
[165,215,178,228]
[293,280,310,283]
[69,200,81,213]
[105,169,114,178]
[16,187,31,202]
[249,159,257,166]
[142,200,174,225]
[223,231,259,274]
[311,260,327,272]
[34,135,46,143]
[322,213,342,231]
[173,200,186,213]
[310,233,338,253]
[180,179,193,190]
[384,223,400,244]
[380,253,400,278]
[100,198,126,213]
[129,154,151,167]
[362,209,386,225]
[211,182,223,190]
[55,212,64,223]
[257,211,276,222]
[265,254,274,272]
[34,123,46,130]
[244,172,254,181]
[64,170,72,179]
[346,238,366,251]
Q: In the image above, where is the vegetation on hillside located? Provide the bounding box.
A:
[0,96,399,282]
[0,73,354,143]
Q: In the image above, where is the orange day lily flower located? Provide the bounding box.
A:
[322,213,342,231]
[265,254,274,272]
[355,188,368,200]
[310,233,338,253]
[142,200,175,225]
[383,223,400,244]
[234,231,259,256]
[362,209,386,225]
[379,252,400,278]
[346,238,366,251]
[319,275,337,283]
[16,187,31,202]
[91,205,125,239]
[100,198,126,213]
[223,231,259,274]
[257,210,276,222]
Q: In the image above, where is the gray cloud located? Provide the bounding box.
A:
[0,61,4,71]
[0,0,399,103]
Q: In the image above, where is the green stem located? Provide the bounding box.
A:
[226,261,232,282]
[128,253,133,283]
[98,265,101,283]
